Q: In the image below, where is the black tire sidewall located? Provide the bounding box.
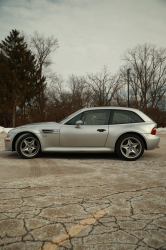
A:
[116,133,144,161]
[16,133,41,159]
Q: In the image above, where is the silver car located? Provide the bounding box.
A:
[4,107,160,161]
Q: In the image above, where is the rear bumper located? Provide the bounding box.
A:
[143,134,160,150]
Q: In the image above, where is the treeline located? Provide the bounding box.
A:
[0,29,166,127]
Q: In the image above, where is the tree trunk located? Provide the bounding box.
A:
[21,107,23,120]
[3,114,6,128]
[24,104,25,120]
[12,104,16,127]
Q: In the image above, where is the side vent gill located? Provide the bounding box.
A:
[40,129,59,134]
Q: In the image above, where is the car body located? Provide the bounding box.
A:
[4,107,160,161]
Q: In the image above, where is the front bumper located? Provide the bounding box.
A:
[143,134,160,150]
[4,137,13,151]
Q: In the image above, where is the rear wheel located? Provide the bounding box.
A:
[116,133,144,161]
[15,133,41,159]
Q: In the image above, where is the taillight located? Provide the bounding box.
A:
[151,128,156,135]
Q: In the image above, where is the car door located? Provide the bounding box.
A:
[60,109,110,147]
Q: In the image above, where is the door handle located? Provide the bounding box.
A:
[97,129,106,132]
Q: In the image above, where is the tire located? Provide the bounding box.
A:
[15,133,41,159]
[116,133,144,161]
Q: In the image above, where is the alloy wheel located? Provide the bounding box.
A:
[120,137,142,159]
[20,137,40,157]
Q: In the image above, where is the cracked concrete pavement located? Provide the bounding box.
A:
[0,132,166,250]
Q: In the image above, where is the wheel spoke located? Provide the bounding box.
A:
[28,148,33,154]
[121,145,129,150]
[128,139,132,146]
[23,139,31,147]
[125,148,130,157]
[132,143,139,148]
[22,146,29,152]
[30,139,36,146]
[132,148,138,155]
[31,146,37,153]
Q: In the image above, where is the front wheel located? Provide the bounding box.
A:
[15,133,41,159]
[116,134,144,161]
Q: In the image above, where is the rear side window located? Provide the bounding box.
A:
[112,110,144,124]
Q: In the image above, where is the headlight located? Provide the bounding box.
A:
[7,131,11,138]
[6,128,17,137]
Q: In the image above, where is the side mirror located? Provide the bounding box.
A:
[75,120,83,128]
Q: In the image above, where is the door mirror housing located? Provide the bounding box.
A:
[76,120,83,128]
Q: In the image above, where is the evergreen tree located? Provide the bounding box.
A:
[0,52,13,127]
[0,29,45,127]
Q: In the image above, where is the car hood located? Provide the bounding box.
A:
[18,122,59,127]
[10,122,61,134]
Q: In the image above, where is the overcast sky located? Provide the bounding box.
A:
[0,0,166,80]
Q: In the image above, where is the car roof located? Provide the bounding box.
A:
[80,107,140,112]
[75,107,153,122]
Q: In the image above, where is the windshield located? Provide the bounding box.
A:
[59,110,82,124]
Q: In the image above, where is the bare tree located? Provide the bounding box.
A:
[30,31,59,121]
[30,31,59,77]
[85,66,122,107]
[44,74,94,122]
[44,75,71,121]
[52,74,65,97]
[121,44,166,111]
[68,75,88,111]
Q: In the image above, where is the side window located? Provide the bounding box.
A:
[112,110,144,124]
[65,113,83,125]
[81,110,110,125]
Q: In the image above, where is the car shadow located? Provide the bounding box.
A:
[40,152,121,160]
[2,150,121,161]
[2,151,161,162]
